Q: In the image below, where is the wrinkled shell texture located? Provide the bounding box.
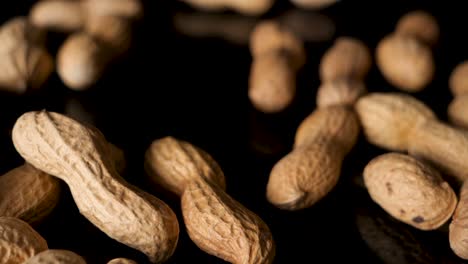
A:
[249,51,296,113]
[250,20,305,68]
[376,34,434,92]
[12,111,179,263]
[395,10,439,46]
[83,0,143,19]
[107,258,138,264]
[449,61,468,95]
[316,78,366,108]
[290,0,338,9]
[30,0,84,32]
[450,181,468,260]
[23,249,86,264]
[180,0,273,15]
[0,163,60,225]
[145,136,226,196]
[364,153,457,230]
[319,37,372,81]
[355,92,435,151]
[182,179,275,264]
[448,95,468,129]
[0,217,48,264]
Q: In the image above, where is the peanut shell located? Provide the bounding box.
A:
[24,249,86,264]
[107,258,137,264]
[85,15,132,57]
[449,61,468,96]
[83,0,143,19]
[290,0,338,9]
[180,0,273,15]
[29,0,85,32]
[448,94,468,130]
[316,78,366,108]
[395,10,439,46]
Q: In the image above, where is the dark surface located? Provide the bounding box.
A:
[1,0,467,263]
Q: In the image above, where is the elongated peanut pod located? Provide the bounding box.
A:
[108,258,137,264]
[182,179,275,264]
[0,217,48,264]
[0,163,60,225]
[267,106,359,210]
[180,0,273,16]
[12,111,179,263]
[450,181,468,259]
[448,95,468,129]
[364,153,457,230]
[316,78,366,108]
[29,0,85,32]
[24,249,86,264]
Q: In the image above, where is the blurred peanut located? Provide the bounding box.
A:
[448,62,468,130]
[395,10,439,46]
[85,15,132,56]
[29,0,85,32]
[290,0,338,9]
[24,250,86,264]
[180,0,273,16]
[316,78,366,107]
[107,258,137,264]
[82,0,143,20]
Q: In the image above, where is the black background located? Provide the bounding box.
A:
[1,0,467,263]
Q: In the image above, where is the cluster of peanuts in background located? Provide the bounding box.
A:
[3,0,468,263]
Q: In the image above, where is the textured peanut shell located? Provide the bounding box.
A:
[395,10,439,46]
[408,120,468,183]
[376,34,434,92]
[249,51,297,113]
[23,249,86,264]
[180,0,273,15]
[144,136,226,197]
[182,179,275,264]
[316,78,366,108]
[364,153,457,230]
[250,20,305,69]
[0,217,48,264]
[290,0,338,9]
[0,163,60,225]
[12,111,179,263]
[57,33,109,91]
[319,37,372,81]
[450,181,468,259]
[85,15,132,56]
[107,258,137,264]
[29,0,85,32]
[355,92,436,151]
[449,61,468,95]
[83,0,143,19]
[448,94,468,130]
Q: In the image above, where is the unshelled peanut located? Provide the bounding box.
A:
[83,0,143,20]
[395,10,439,46]
[145,137,275,264]
[364,153,457,230]
[316,78,366,107]
[108,258,138,264]
[180,0,273,15]
[448,61,468,129]
[24,250,86,264]
[12,111,179,263]
[29,0,85,32]
[290,0,338,9]
[0,217,48,264]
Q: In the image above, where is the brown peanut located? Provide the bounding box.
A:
[356,92,468,183]
[12,111,179,263]
[0,17,44,53]
[145,136,275,264]
[316,78,366,107]
[83,0,143,20]
[319,37,372,82]
[85,15,132,56]
[0,217,48,264]
[0,163,60,225]
[249,20,305,113]
[179,0,273,16]
[450,181,468,259]
[364,153,457,230]
[107,258,138,264]
[448,61,468,130]
[449,61,468,95]
[24,249,86,264]
[290,0,338,9]
[267,106,360,210]
[29,0,85,32]
[395,10,439,46]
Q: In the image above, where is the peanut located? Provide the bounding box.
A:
[82,0,143,20]
[356,92,468,183]
[448,62,468,130]
[449,61,468,95]
[319,37,372,82]
[179,0,273,16]
[363,153,457,230]
[316,78,366,107]
[249,20,305,113]
[145,136,275,264]
[84,15,132,57]
[266,106,359,210]
[0,163,60,225]
[290,0,338,9]
[450,181,468,259]
[24,249,86,264]
[0,217,48,264]
[107,258,137,264]
[0,17,44,52]
[29,0,85,32]
[12,111,179,263]
[395,10,439,46]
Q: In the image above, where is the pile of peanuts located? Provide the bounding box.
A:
[2,0,468,263]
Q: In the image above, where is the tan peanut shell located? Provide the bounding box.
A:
[180,0,273,15]
[83,0,143,20]
[364,153,457,230]
[182,179,275,264]
[448,94,468,129]
[144,136,226,196]
[29,0,85,32]
[0,163,60,225]
[0,217,48,264]
[376,34,434,92]
[355,92,435,151]
[290,0,338,9]
[449,61,468,95]
[319,37,372,82]
[450,181,468,259]
[0,17,44,53]
[12,111,179,263]
[85,15,132,56]
[395,10,439,46]
[57,33,109,90]
[267,106,360,210]
[107,258,137,264]
[316,78,366,108]
[24,249,86,264]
